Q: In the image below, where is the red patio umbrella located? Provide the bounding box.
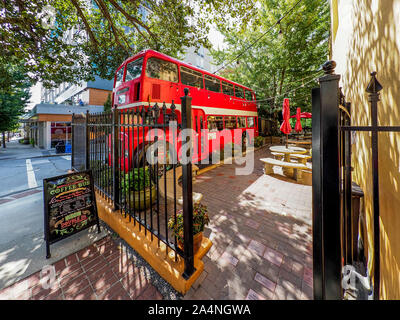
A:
[280,98,292,147]
[290,112,312,119]
[294,107,303,133]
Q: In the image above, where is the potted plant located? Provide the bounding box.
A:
[120,167,157,211]
[168,202,210,254]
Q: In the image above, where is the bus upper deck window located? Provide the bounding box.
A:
[222,82,234,96]
[204,75,220,92]
[146,57,178,82]
[125,58,143,81]
[245,90,252,101]
[235,86,244,99]
[181,66,203,89]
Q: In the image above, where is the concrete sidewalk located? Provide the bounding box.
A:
[0,139,70,161]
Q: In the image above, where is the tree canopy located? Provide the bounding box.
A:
[0,57,31,142]
[1,0,254,88]
[211,0,330,116]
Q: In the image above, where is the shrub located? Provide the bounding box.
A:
[254,136,264,148]
[120,167,152,193]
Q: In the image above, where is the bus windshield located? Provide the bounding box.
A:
[125,57,143,82]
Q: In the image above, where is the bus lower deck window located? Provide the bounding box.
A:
[247,117,254,128]
[238,117,246,128]
[224,116,237,129]
[207,116,224,131]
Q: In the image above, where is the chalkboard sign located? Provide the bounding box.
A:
[43,169,100,258]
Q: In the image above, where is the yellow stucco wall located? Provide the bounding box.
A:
[331,0,400,299]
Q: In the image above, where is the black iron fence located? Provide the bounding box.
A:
[312,61,400,300]
[72,92,196,278]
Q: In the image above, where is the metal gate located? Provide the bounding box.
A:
[312,61,400,300]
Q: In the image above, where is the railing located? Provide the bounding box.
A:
[72,91,195,278]
[312,61,400,300]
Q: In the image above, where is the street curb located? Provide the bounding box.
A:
[0,153,71,161]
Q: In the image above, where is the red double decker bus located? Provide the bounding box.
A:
[112,49,258,166]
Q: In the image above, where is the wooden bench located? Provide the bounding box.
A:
[158,165,203,205]
[289,153,312,164]
[260,158,308,182]
[271,152,311,164]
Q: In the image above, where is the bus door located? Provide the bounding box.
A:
[192,109,206,163]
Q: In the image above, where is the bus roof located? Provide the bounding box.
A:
[119,49,254,92]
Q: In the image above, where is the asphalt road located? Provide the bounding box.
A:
[0,155,72,198]
[0,145,107,291]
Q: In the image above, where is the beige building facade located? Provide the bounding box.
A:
[331,0,400,299]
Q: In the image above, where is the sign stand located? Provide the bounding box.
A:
[43,169,101,259]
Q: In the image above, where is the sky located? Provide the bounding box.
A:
[27,27,226,110]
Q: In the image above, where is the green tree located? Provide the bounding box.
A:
[211,0,330,116]
[103,93,112,112]
[0,58,31,148]
[0,0,254,88]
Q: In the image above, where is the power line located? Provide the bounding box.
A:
[227,70,323,103]
[255,76,320,104]
[213,0,304,75]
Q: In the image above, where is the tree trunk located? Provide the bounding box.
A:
[278,68,286,95]
[2,132,6,148]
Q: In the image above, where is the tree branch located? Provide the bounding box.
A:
[107,0,158,47]
[94,0,132,54]
[70,0,99,51]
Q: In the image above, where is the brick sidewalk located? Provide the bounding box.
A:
[0,144,313,300]
[0,236,163,300]
[184,145,313,300]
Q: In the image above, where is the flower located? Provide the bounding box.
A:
[168,203,210,243]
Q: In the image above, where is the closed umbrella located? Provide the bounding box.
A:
[295,107,302,133]
[280,98,292,147]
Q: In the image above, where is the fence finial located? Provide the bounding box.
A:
[366,71,383,94]
[184,87,189,96]
[322,60,336,75]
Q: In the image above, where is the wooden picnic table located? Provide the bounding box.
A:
[269,146,307,176]
[287,139,312,146]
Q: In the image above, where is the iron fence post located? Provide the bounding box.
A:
[71,113,75,170]
[313,60,342,300]
[113,108,120,211]
[85,110,90,170]
[181,88,195,279]
[366,71,383,300]
[311,87,324,300]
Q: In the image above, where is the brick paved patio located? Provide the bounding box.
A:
[0,144,312,300]
[184,145,313,300]
[0,236,163,300]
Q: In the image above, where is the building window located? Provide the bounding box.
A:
[238,117,246,128]
[224,116,237,129]
[207,116,224,131]
[125,58,143,82]
[50,122,71,148]
[204,75,220,93]
[145,57,178,82]
[180,66,203,88]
